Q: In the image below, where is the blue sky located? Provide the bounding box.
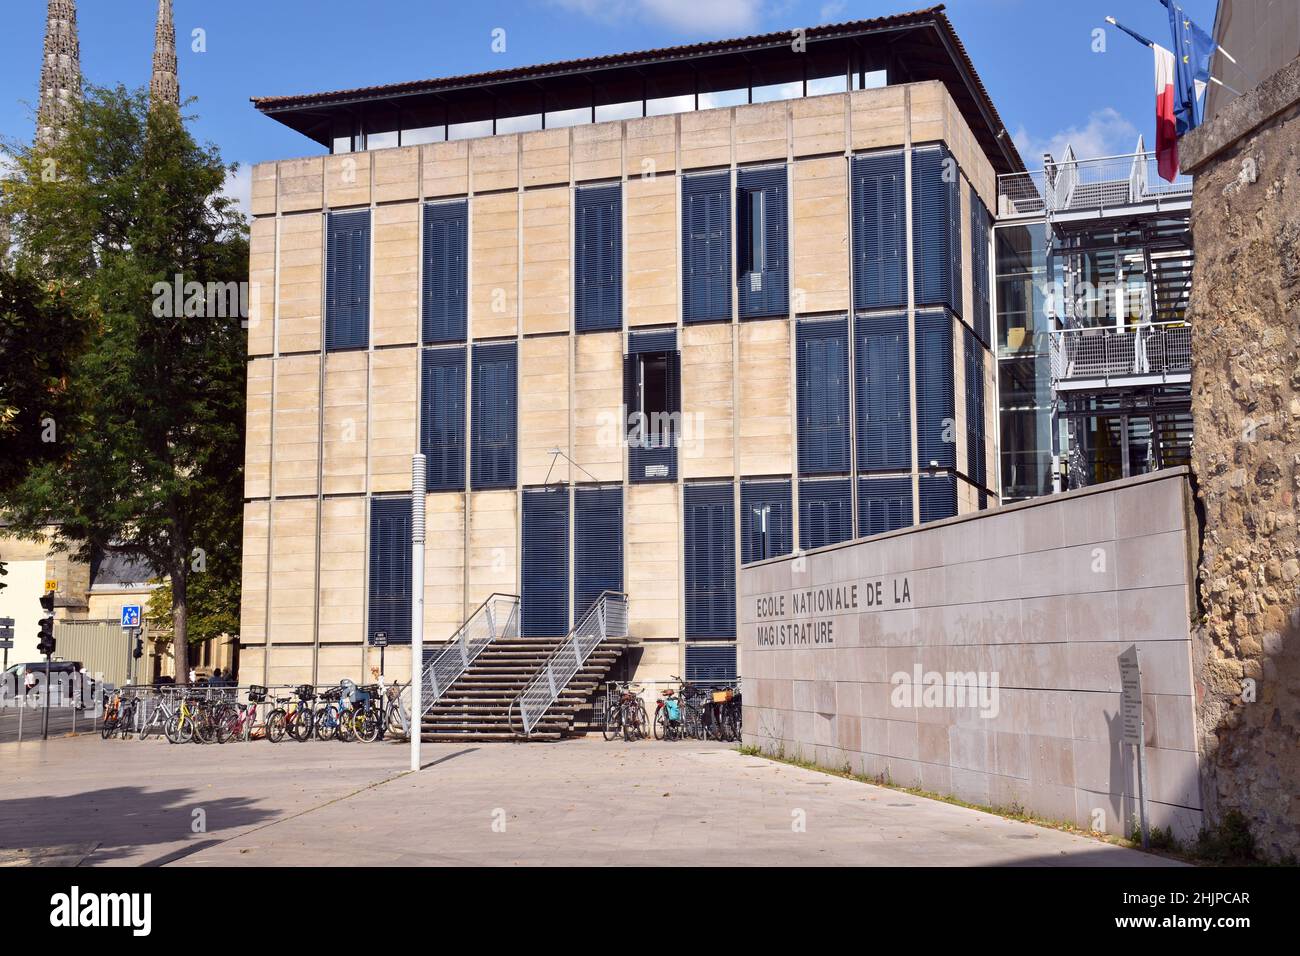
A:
[1,0,1220,210]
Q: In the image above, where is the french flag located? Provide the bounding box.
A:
[1153,43,1179,182]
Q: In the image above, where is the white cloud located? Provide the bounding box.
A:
[220,163,251,218]
[551,0,764,34]
[1012,108,1142,164]
[819,0,847,22]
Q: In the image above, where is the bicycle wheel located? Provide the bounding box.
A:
[100,716,117,740]
[653,707,667,740]
[266,709,287,743]
[337,711,355,742]
[289,707,314,742]
[355,709,380,743]
[602,704,622,742]
[635,701,649,741]
[313,705,336,741]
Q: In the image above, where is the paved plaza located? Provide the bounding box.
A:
[0,734,1184,867]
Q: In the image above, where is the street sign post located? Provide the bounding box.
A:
[0,617,13,671]
[1118,645,1151,849]
[371,630,388,677]
[120,605,141,629]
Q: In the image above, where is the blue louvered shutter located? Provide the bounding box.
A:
[682,173,731,323]
[740,480,793,564]
[522,487,569,637]
[575,184,622,332]
[855,313,911,471]
[912,146,962,314]
[851,151,906,310]
[326,210,370,350]
[796,318,851,475]
[915,310,956,469]
[684,483,736,640]
[422,201,467,343]
[919,474,958,523]
[858,476,913,537]
[737,166,789,319]
[368,497,412,644]
[574,486,623,621]
[471,341,517,489]
[964,326,987,492]
[626,330,679,483]
[970,195,992,345]
[798,478,853,550]
[685,644,737,683]
[421,347,466,491]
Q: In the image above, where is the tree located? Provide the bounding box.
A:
[0,86,247,683]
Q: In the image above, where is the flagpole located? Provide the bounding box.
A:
[1104,16,1154,50]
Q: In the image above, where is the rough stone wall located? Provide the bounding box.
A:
[1184,76,1300,861]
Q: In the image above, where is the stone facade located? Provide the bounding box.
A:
[740,469,1204,842]
[1181,55,1300,861]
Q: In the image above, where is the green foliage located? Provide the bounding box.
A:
[0,86,247,681]
[1196,809,1257,864]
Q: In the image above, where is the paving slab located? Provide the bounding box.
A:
[0,735,1184,866]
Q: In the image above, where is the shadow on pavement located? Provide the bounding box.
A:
[0,786,276,865]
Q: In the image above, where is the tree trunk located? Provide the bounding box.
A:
[172,565,189,685]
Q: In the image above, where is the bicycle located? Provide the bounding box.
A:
[100,690,123,740]
[602,682,648,741]
[653,685,685,741]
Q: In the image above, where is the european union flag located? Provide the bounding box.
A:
[1160,0,1215,134]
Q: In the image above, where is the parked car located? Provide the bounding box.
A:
[3,661,90,708]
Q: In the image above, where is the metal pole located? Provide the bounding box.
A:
[410,454,427,772]
[41,656,51,741]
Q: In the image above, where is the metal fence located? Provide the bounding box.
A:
[52,619,139,687]
[416,593,520,720]
[998,151,1193,219]
[1050,322,1192,386]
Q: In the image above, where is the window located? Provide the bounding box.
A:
[685,644,737,683]
[420,348,466,491]
[522,487,569,637]
[574,486,623,621]
[325,210,370,351]
[915,310,956,470]
[855,313,911,471]
[575,184,622,332]
[368,497,412,644]
[624,330,679,482]
[470,341,517,489]
[684,483,736,640]
[858,476,912,537]
[964,326,988,493]
[852,150,906,310]
[423,201,467,344]
[970,195,992,345]
[682,172,731,323]
[741,480,793,564]
[919,474,957,523]
[798,478,853,550]
[737,166,788,319]
[796,318,850,475]
[912,145,963,314]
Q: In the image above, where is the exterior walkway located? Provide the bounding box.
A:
[0,735,1182,866]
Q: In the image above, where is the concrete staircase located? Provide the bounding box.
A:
[420,636,629,742]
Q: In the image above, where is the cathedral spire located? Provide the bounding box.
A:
[150,0,179,109]
[37,0,82,145]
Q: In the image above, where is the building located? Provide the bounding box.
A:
[240,8,1015,700]
[993,140,1194,502]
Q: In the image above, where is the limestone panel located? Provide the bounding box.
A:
[277,212,323,354]
[573,122,622,182]
[325,152,372,208]
[792,157,850,313]
[522,128,570,188]
[422,141,469,198]
[737,319,794,476]
[372,203,419,347]
[425,492,466,641]
[572,331,624,483]
[681,323,734,478]
[245,357,273,499]
[522,187,571,335]
[519,336,570,486]
[625,115,676,177]
[470,133,519,193]
[792,94,846,157]
[735,102,788,164]
[322,351,368,496]
[272,353,321,498]
[369,346,417,493]
[373,146,420,204]
[251,161,277,217]
[681,108,732,170]
[850,86,907,151]
[908,80,948,147]
[626,175,677,327]
[240,500,269,646]
[467,490,517,609]
[471,192,519,338]
[247,216,276,357]
[318,496,365,644]
[278,156,323,213]
[268,498,319,646]
[626,484,680,640]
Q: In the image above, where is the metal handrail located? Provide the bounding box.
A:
[412,593,521,720]
[998,151,1193,218]
[1049,321,1191,386]
[513,591,629,736]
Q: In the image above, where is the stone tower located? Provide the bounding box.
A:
[150,0,179,109]
[37,0,81,145]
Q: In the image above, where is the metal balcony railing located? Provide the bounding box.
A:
[513,590,628,736]
[408,593,520,721]
[1049,322,1192,387]
[998,151,1192,219]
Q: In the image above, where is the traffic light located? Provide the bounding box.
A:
[133,635,144,659]
[36,591,55,657]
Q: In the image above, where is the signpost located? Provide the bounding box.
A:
[0,617,13,671]
[121,607,141,685]
[1118,645,1151,849]
[372,630,388,678]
